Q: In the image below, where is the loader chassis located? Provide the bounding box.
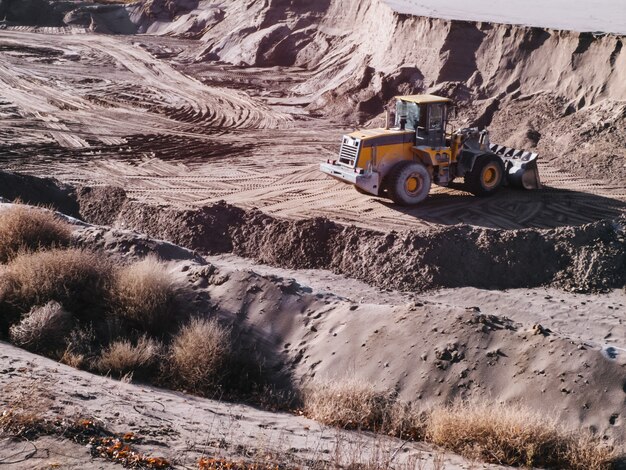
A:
[320,94,541,206]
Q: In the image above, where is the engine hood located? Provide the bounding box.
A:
[346,128,414,148]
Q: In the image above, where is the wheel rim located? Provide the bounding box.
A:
[405,174,423,195]
[482,164,501,189]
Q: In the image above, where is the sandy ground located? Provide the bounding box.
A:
[0,207,623,468]
[0,30,624,232]
[0,343,502,470]
[384,0,626,34]
[208,253,626,350]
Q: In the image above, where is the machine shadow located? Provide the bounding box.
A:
[374,185,626,230]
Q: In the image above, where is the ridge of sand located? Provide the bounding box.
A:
[51,211,626,442]
[384,0,626,35]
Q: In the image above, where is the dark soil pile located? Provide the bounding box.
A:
[2,171,624,293]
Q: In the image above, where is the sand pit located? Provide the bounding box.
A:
[1,0,626,467]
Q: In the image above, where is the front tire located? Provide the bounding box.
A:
[465,154,504,197]
[387,161,432,206]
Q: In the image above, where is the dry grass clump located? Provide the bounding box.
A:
[427,401,617,469]
[302,378,393,431]
[0,248,114,319]
[169,318,231,392]
[111,256,179,333]
[0,205,72,263]
[9,301,73,354]
[383,401,427,441]
[59,325,99,370]
[97,335,163,379]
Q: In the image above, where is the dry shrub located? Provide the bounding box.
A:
[0,205,72,263]
[112,256,179,333]
[427,401,617,469]
[302,378,393,430]
[60,350,86,369]
[169,318,231,392]
[9,301,73,354]
[60,325,99,370]
[565,433,620,470]
[97,335,163,379]
[383,401,427,441]
[0,248,114,322]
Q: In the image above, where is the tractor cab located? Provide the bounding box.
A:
[394,95,452,148]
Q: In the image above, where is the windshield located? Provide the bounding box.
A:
[395,100,419,130]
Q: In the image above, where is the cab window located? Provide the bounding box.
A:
[395,100,420,130]
[429,103,444,130]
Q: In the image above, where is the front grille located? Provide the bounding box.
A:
[338,137,361,167]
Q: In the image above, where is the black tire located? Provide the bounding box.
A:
[464,154,504,197]
[387,161,432,206]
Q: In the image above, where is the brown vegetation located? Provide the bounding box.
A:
[8,301,73,354]
[169,318,231,392]
[0,205,72,263]
[428,401,617,470]
[303,380,618,469]
[302,378,426,439]
[0,248,114,321]
[97,335,163,379]
[302,377,393,431]
[111,256,179,333]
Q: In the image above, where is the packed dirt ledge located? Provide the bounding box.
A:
[1,171,625,293]
[1,0,625,468]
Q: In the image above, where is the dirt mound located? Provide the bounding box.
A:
[232,210,626,292]
[0,171,79,216]
[0,0,64,26]
[6,205,625,445]
[202,266,626,442]
[2,171,624,293]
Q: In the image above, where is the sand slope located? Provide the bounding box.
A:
[0,341,497,469]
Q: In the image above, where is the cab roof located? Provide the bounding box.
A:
[396,94,452,105]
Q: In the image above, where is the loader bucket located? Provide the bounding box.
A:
[489,144,542,190]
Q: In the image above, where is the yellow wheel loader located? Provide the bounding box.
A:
[320,94,541,206]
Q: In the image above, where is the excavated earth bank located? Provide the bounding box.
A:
[0,201,623,449]
[135,0,626,182]
[1,171,624,293]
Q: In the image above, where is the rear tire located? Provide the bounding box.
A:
[464,154,504,197]
[387,161,432,206]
